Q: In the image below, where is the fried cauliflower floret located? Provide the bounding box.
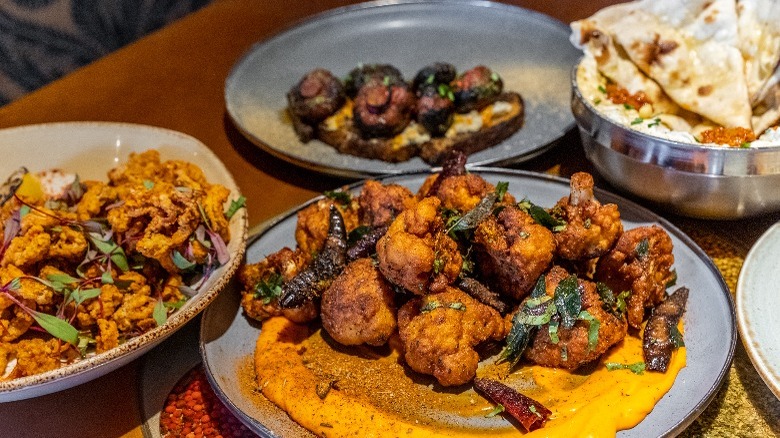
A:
[473,206,555,300]
[201,184,232,242]
[0,301,34,342]
[76,181,118,220]
[48,225,88,261]
[3,265,56,307]
[357,180,416,228]
[551,172,623,260]
[107,181,200,273]
[107,150,210,195]
[76,283,124,328]
[112,293,156,333]
[6,338,61,378]
[95,318,119,353]
[523,266,627,370]
[1,225,50,268]
[295,196,359,257]
[376,197,461,294]
[321,258,397,346]
[596,225,675,329]
[397,287,506,386]
[239,247,317,324]
[429,173,515,212]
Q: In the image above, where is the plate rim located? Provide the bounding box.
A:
[736,221,780,400]
[200,167,736,437]
[224,0,577,178]
[0,121,249,401]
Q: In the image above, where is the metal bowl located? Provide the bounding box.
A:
[571,61,780,219]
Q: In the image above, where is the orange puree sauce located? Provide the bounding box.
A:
[254,317,686,437]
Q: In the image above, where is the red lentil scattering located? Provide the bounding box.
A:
[160,365,255,438]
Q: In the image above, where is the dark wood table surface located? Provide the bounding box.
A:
[0,0,778,436]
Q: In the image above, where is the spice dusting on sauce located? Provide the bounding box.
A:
[253,316,686,437]
[699,127,756,147]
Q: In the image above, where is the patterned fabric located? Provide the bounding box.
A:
[0,0,212,106]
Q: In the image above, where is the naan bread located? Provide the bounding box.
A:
[737,0,780,104]
[575,0,753,129]
[570,21,680,114]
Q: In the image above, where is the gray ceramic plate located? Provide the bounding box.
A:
[200,169,735,437]
[737,222,780,400]
[224,0,580,178]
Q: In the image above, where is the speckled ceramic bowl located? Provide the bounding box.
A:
[571,61,780,219]
[0,122,248,402]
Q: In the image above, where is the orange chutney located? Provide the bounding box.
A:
[254,316,685,437]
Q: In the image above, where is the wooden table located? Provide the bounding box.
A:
[0,0,778,436]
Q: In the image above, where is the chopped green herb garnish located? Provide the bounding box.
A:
[598,85,607,94]
[740,142,752,148]
[593,98,602,105]
[647,117,662,128]
[448,302,466,311]
[577,310,600,352]
[631,118,644,125]
[323,190,352,204]
[420,300,442,313]
[143,180,154,190]
[485,403,505,418]
[605,362,646,375]
[548,320,560,344]
[624,103,634,110]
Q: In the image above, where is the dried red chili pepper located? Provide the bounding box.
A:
[474,377,552,432]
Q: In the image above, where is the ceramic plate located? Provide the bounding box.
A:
[737,222,780,400]
[224,0,580,178]
[200,169,735,437]
[0,122,248,402]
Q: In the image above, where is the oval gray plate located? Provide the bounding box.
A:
[200,169,735,437]
[224,0,580,178]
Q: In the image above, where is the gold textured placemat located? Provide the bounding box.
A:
[674,226,780,437]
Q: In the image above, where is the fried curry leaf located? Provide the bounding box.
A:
[554,275,581,329]
[420,300,442,313]
[669,324,685,348]
[517,198,566,232]
[635,238,650,259]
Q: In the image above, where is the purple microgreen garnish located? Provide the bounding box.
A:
[153,299,167,327]
[206,229,230,265]
[172,251,197,271]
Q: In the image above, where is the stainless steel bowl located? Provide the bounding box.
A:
[571,62,780,219]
